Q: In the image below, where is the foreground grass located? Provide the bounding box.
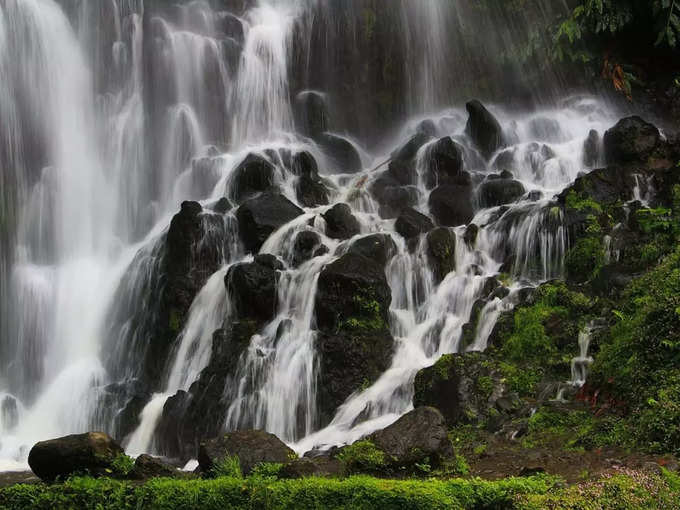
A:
[1,470,679,510]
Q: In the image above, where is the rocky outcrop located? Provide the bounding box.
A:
[395,207,434,243]
[198,430,296,475]
[228,153,276,203]
[465,100,506,160]
[316,133,362,174]
[226,256,282,323]
[426,227,456,283]
[603,116,661,164]
[478,175,525,207]
[322,203,361,240]
[429,183,474,227]
[28,432,124,481]
[347,234,397,267]
[294,91,329,138]
[424,136,464,189]
[236,192,304,253]
[292,230,324,267]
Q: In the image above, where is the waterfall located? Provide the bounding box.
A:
[0,0,622,468]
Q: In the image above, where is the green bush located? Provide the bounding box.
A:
[210,454,242,478]
[109,454,135,478]
[336,440,386,474]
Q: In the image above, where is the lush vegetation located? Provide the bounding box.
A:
[2,471,679,510]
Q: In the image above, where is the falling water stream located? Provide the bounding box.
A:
[0,0,626,469]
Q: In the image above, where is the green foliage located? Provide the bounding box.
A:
[565,237,604,282]
[109,454,134,478]
[565,190,603,213]
[336,440,386,474]
[502,304,557,361]
[210,455,242,478]
[250,462,284,480]
[499,362,542,396]
[341,296,386,331]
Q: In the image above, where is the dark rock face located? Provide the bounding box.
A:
[604,116,661,164]
[465,100,506,160]
[413,352,522,429]
[317,133,362,174]
[583,129,600,167]
[395,207,434,243]
[198,430,296,475]
[426,227,456,283]
[236,192,304,253]
[391,133,431,163]
[369,407,453,468]
[130,455,182,480]
[28,432,124,481]
[292,230,323,266]
[294,91,329,138]
[296,175,331,207]
[315,252,394,423]
[370,175,420,218]
[226,258,280,323]
[279,456,344,479]
[478,177,526,207]
[429,184,474,227]
[290,151,320,177]
[322,203,361,239]
[347,234,397,267]
[229,153,276,203]
[424,136,464,188]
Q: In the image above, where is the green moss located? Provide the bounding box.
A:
[499,362,542,396]
[476,376,494,400]
[340,296,386,331]
[565,190,602,213]
[502,304,557,361]
[168,308,182,334]
[336,440,386,474]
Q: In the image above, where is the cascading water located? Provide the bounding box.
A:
[0,0,625,470]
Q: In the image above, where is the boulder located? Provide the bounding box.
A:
[368,407,453,468]
[478,177,525,207]
[290,151,320,178]
[292,230,323,266]
[370,174,420,218]
[294,91,329,138]
[424,136,464,188]
[426,227,456,283]
[603,116,661,164]
[395,207,434,242]
[296,175,330,207]
[391,133,431,163]
[322,203,361,240]
[465,100,506,160]
[317,133,362,174]
[226,258,280,322]
[347,234,397,267]
[416,119,437,137]
[28,432,124,481]
[198,430,296,476]
[583,129,600,168]
[130,455,182,480]
[236,192,303,253]
[228,153,276,203]
[428,184,474,227]
[279,456,345,479]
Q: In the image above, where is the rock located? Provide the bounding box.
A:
[478,178,525,207]
[236,192,304,253]
[130,454,182,480]
[395,207,434,242]
[28,432,124,482]
[290,151,320,178]
[464,224,479,246]
[429,184,474,227]
[416,119,437,137]
[426,227,456,283]
[279,457,345,479]
[425,136,464,188]
[603,116,661,164]
[414,352,519,428]
[529,117,565,143]
[583,129,600,167]
[493,148,517,172]
[465,100,506,160]
[296,175,330,207]
[391,133,431,163]
[228,153,276,203]
[226,258,280,322]
[370,174,420,218]
[322,203,361,239]
[211,197,232,214]
[292,230,322,266]
[386,159,417,186]
[294,91,329,138]
[368,407,453,468]
[347,234,397,267]
[254,253,284,270]
[198,430,296,476]
[315,252,391,333]
[317,133,362,174]
[519,466,546,477]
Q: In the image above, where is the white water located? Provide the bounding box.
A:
[0,0,625,468]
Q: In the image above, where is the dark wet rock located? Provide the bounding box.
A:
[198,430,296,476]
[424,136,464,188]
[290,150,320,178]
[322,203,361,240]
[429,184,474,227]
[236,192,304,253]
[604,116,661,164]
[493,148,517,172]
[414,352,521,429]
[500,169,514,179]
[221,13,244,45]
[416,119,437,137]
[210,197,232,214]
[317,133,362,174]
[279,456,345,479]
[478,177,526,207]
[465,100,506,160]
[296,175,331,207]
[529,116,565,143]
[464,223,479,246]
[28,432,124,481]
[386,159,417,186]
[395,207,434,242]
[460,298,487,350]
[426,227,456,283]
[130,455,183,480]
[254,253,284,270]
[527,190,543,201]
[391,133,431,163]
[229,153,276,203]
[294,91,329,138]
[226,258,280,322]
[348,234,397,267]
[583,129,600,167]
[370,174,420,218]
[292,230,322,266]
[368,407,454,468]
